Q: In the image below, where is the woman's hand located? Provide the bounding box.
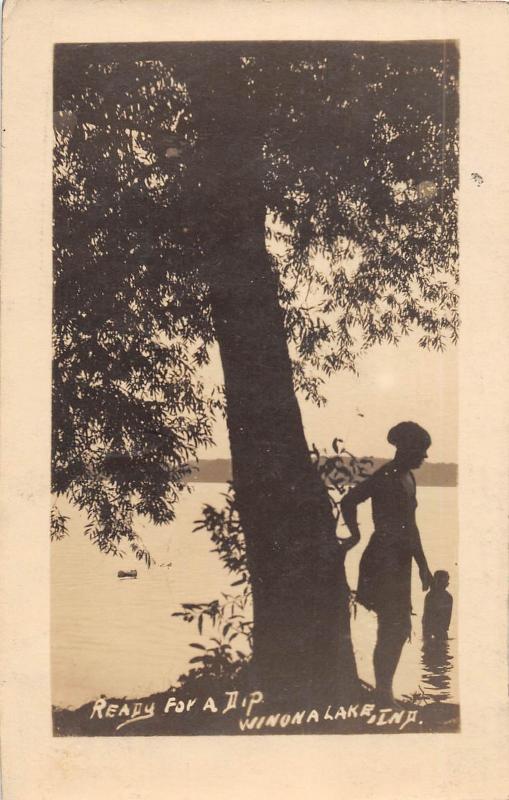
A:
[338,536,359,552]
[419,565,433,591]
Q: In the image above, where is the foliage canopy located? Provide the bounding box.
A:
[53,42,459,551]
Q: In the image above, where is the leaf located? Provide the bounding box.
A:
[189,642,206,650]
[332,437,343,453]
[310,443,320,463]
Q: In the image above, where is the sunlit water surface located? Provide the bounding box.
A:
[52,484,458,709]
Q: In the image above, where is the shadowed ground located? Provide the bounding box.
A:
[53,680,459,736]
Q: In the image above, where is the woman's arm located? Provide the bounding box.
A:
[412,528,433,590]
[408,472,432,589]
[339,476,375,550]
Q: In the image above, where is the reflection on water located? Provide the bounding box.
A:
[52,485,458,708]
[420,636,454,701]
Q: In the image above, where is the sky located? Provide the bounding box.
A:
[198,332,458,464]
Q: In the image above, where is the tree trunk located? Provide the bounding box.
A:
[184,56,358,706]
[210,254,358,706]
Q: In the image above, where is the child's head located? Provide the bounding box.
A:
[432,570,450,590]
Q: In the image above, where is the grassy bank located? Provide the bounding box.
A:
[53,681,459,737]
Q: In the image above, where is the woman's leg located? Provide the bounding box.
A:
[374,613,409,702]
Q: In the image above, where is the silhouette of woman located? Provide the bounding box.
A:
[340,421,433,704]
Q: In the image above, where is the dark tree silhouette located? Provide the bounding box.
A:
[53,42,458,702]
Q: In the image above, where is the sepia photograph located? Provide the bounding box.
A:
[1,2,508,797]
[51,40,459,736]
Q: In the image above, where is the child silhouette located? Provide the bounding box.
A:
[422,570,453,640]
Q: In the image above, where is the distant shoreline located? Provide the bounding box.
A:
[188,459,458,487]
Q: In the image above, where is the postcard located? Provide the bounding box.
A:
[1,1,508,798]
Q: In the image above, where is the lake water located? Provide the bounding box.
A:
[51,484,458,709]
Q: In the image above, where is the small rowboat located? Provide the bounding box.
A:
[118,570,137,579]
